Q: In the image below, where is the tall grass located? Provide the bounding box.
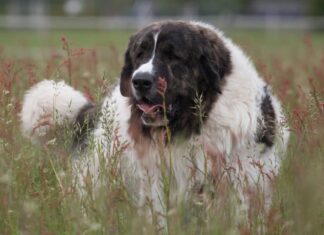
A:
[0,30,323,235]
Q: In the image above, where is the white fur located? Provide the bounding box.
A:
[21,22,289,227]
[20,80,89,144]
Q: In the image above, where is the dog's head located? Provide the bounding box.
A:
[120,21,232,137]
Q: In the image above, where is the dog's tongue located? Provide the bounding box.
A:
[137,103,163,114]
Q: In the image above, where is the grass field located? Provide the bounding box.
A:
[0,28,323,235]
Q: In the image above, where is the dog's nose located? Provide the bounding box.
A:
[132,72,153,92]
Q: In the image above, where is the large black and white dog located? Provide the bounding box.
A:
[21,21,289,220]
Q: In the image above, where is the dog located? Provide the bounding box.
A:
[21,21,289,226]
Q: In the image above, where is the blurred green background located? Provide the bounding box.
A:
[0,0,323,16]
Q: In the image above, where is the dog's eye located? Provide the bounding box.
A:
[170,52,182,60]
[137,41,150,58]
[163,46,182,61]
[166,51,182,61]
[136,50,144,59]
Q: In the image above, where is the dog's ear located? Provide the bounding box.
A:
[197,27,232,93]
[120,40,134,97]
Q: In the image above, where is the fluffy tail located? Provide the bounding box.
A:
[20,80,91,144]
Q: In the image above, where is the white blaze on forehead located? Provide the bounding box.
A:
[132,32,160,77]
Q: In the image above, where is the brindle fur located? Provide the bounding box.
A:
[120,21,232,142]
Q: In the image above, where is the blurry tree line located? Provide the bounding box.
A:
[310,0,324,16]
[0,0,323,16]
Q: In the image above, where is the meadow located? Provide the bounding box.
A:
[0,28,323,235]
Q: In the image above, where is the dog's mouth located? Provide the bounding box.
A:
[137,102,172,127]
[137,102,166,127]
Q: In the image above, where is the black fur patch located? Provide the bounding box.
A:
[257,86,276,147]
[121,21,232,141]
[72,102,98,149]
